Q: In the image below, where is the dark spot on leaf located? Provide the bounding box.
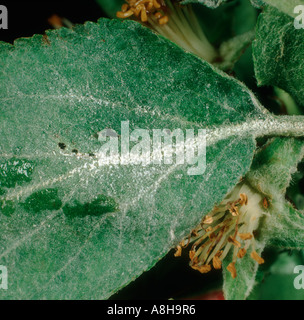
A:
[58,142,66,150]
[72,149,78,154]
[89,153,95,157]
[63,194,118,218]
[22,188,62,213]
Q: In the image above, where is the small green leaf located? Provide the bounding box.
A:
[274,87,302,116]
[267,203,304,249]
[191,0,257,46]
[215,30,255,71]
[253,6,304,110]
[246,138,304,196]
[245,137,304,249]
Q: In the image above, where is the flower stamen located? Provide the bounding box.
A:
[174,182,266,278]
[237,248,247,259]
[250,250,265,264]
[212,255,222,270]
[174,245,182,257]
[203,215,213,225]
[116,0,218,62]
[239,233,253,240]
[117,0,167,24]
[227,262,237,279]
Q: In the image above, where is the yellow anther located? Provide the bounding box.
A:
[250,251,265,264]
[153,0,161,9]
[238,233,253,240]
[239,193,248,205]
[263,197,269,209]
[203,215,213,225]
[192,264,212,274]
[229,205,239,217]
[237,248,247,259]
[141,7,148,22]
[206,226,213,233]
[189,250,195,260]
[117,0,169,25]
[227,262,237,279]
[121,3,129,12]
[116,10,134,18]
[174,245,182,257]
[159,15,169,25]
[154,12,162,19]
[228,236,241,248]
[212,256,222,269]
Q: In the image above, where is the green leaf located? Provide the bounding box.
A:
[286,159,304,210]
[246,138,304,196]
[266,203,304,249]
[253,6,304,110]
[245,137,304,248]
[95,0,124,18]
[181,0,258,68]
[274,87,302,116]
[182,0,258,37]
[0,18,273,299]
[215,30,255,71]
[246,138,304,248]
[231,0,258,36]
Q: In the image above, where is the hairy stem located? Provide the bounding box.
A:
[257,115,304,138]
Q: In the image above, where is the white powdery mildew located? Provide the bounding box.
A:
[1,115,304,203]
[0,210,59,260]
[206,116,304,147]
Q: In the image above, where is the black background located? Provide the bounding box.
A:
[0,0,106,43]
